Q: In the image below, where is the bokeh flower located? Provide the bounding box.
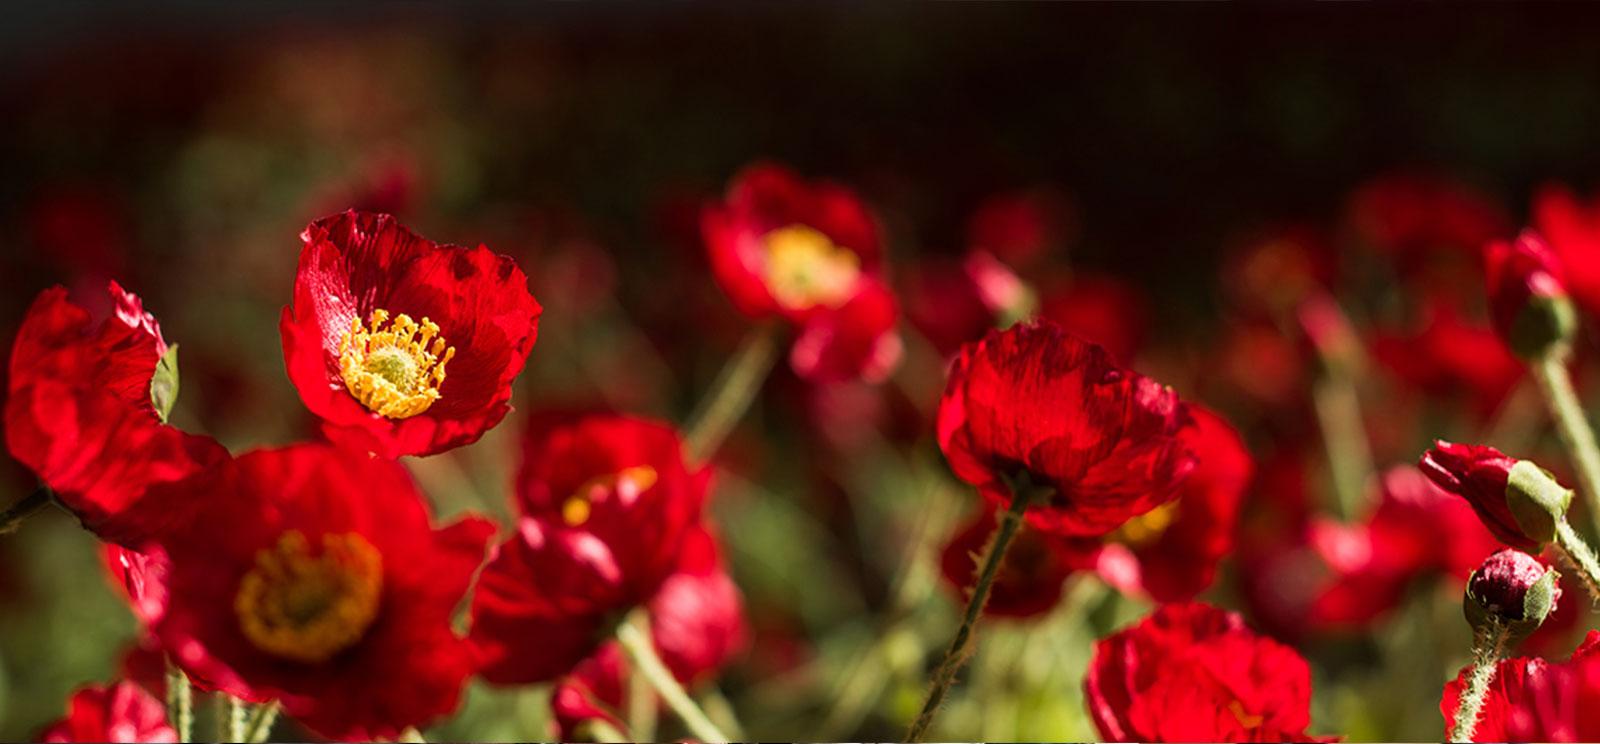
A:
[38,681,175,744]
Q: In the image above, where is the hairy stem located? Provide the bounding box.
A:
[0,486,53,535]
[1556,519,1600,604]
[241,701,280,743]
[1450,621,1510,742]
[165,661,193,743]
[1532,352,1600,535]
[682,322,781,466]
[616,620,730,743]
[905,484,1035,742]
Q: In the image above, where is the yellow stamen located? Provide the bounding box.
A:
[560,466,659,527]
[1110,501,1179,548]
[234,530,383,664]
[338,308,456,419]
[1228,700,1265,729]
[762,224,861,311]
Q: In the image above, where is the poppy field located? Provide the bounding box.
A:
[11,5,1600,743]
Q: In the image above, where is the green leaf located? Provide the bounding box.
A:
[150,343,180,424]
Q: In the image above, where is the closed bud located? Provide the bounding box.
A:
[1420,441,1572,551]
[1464,548,1560,642]
[1486,230,1577,359]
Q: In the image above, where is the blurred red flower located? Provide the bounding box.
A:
[280,210,540,458]
[151,444,493,740]
[1085,602,1329,742]
[939,504,1075,618]
[903,251,1031,358]
[1060,405,1252,602]
[38,681,175,744]
[1371,300,1523,419]
[701,163,902,383]
[1036,273,1150,364]
[965,187,1077,270]
[5,282,227,545]
[1441,630,1600,741]
[936,321,1196,537]
[472,414,711,685]
[1533,183,1600,319]
[1346,172,1509,264]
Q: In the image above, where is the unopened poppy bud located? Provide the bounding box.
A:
[1486,230,1577,359]
[1464,548,1560,642]
[1420,441,1572,551]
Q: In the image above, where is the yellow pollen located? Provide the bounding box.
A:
[762,224,862,311]
[560,466,659,527]
[234,530,383,664]
[1228,700,1265,729]
[338,308,456,419]
[1110,501,1179,548]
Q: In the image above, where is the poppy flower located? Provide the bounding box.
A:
[1533,183,1600,319]
[1371,300,1523,419]
[38,681,176,743]
[471,414,711,685]
[1059,406,1252,602]
[280,210,541,459]
[1441,630,1600,741]
[5,282,227,545]
[939,503,1075,618]
[1346,172,1509,264]
[1420,441,1558,552]
[904,252,1031,358]
[701,163,902,383]
[1484,230,1576,357]
[1085,602,1329,742]
[150,443,494,740]
[965,187,1077,270]
[936,320,1196,537]
[551,527,747,738]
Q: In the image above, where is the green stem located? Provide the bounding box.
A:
[616,619,730,743]
[241,701,280,743]
[625,615,659,742]
[165,661,193,743]
[1555,519,1600,603]
[1311,374,1373,521]
[1531,352,1600,536]
[905,484,1036,742]
[1450,621,1510,742]
[0,486,52,535]
[699,686,745,741]
[580,718,630,743]
[682,322,781,466]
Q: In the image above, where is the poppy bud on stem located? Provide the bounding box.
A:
[1451,549,1560,742]
[906,472,1046,742]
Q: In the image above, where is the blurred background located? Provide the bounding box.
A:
[6,3,1600,740]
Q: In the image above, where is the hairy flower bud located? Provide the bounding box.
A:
[1464,549,1560,642]
[1419,441,1572,551]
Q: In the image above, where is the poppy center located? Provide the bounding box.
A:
[1228,700,1265,729]
[234,530,383,664]
[761,224,861,311]
[338,308,456,419]
[1109,501,1178,548]
[561,465,659,527]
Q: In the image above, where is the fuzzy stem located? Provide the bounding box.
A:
[1451,621,1511,742]
[1311,373,1372,521]
[616,619,730,743]
[1531,352,1600,536]
[241,701,280,743]
[905,483,1036,742]
[1555,519,1600,603]
[165,661,193,743]
[0,486,52,535]
[682,322,781,466]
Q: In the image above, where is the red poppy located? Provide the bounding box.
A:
[1441,630,1600,741]
[472,414,711,685]
[1485,229,1574,356]
[1533,183,1600,318]
[1036,273,1150,364]
[1420,441,1543,552]
[150,444,493,740]
[1371,300,1523,419]
[939,504,1075,618]
[1085,602,1329,742]
[965,188,1077,270]
[1346,172,1509,263]
[1060,406,1252,602]
[5,282,227,545]
[39,681,176,743]
[551,527,747,738]
[701,163,903,383]
[904,252,1031,358]
[937,321,1196,537]
[280,210,541,459]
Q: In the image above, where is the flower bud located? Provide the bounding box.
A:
[1464,548,1560,642]
[1419,441,1573,551]
[1486,230,1577,359]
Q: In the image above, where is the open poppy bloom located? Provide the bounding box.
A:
[1059,406,1252,602]
[280,210,540,458]
[471,413,712,685]
[5,282,227,545]
[39,681,176,743]
[936,320,1196,537]
[150,444,493,740]
[1085,602,1330,742]
[1441,630,1600,741]
[702,163,902,383]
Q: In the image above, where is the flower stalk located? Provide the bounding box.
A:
[683,322,781,466]
[1450,620,1511,742]
[616,617,731,743]
[1531,352,1600,536]
[165,661,193,743]
[906,478,1040,742]
[0,486,52,535]
[241,701,280,744]
[1555,519,1600,603]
